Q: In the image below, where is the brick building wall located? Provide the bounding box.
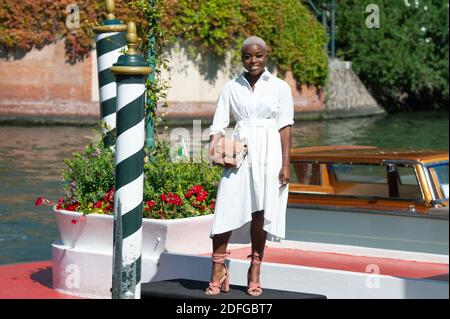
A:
[0,40,324,123]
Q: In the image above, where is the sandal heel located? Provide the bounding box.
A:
[221,269,230,292]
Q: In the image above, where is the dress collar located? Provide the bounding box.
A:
[239,69,271,87]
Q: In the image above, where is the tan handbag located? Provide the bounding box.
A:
[211,137,248,168]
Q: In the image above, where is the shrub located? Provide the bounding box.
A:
[335,0,449,110]
[61,139,115,214]
[143,140,223,219]
[37,136,223,219]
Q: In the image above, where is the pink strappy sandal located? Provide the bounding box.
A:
[205,252,230,296]
[247,252,263,297]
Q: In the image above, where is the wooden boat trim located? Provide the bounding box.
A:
[290,146,449,164]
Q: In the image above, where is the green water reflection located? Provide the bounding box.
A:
[0,112,448,265]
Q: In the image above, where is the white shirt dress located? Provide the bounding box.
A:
[208,70,294,242]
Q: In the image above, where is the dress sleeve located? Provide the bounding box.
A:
[208,85,230,136]
[277,83,294,130]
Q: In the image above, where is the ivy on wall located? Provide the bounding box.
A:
[0,0,328,87]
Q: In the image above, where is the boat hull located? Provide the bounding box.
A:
[285,205,449,255]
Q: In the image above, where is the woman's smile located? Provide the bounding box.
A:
[241,43,268,78]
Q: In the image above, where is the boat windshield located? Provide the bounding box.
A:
[427,162,449,199]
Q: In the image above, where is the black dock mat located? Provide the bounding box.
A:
[142,279,326,299]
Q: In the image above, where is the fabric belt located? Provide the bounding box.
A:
[236,118,277,128]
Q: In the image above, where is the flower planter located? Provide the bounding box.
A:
[53,207,214,256]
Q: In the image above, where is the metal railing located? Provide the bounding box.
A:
[304,0,336,58]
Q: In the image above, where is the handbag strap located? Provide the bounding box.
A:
[233,140,237,164]
[221,137,225,159]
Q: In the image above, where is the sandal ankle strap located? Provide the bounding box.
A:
[247,252,263,264]
[212,251,230,264]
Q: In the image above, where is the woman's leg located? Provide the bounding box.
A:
[210,231,232,282]
[249,210,267,284]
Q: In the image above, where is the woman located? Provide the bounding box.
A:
[206,36,294,296]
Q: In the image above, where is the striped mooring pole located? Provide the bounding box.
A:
[110,22,151,299]
[93,0,127,148]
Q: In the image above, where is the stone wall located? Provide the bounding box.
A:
[324,59,385,119]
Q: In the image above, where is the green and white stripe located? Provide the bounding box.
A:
[110,19,150,299]
[95,30,127,147]
[113,79,146,298]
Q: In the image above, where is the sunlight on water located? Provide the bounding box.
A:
[0,112,448,264]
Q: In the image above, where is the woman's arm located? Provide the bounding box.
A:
[279,125,292,185]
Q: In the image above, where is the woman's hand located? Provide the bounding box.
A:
[278,165,291,187]
[208,135,218,157]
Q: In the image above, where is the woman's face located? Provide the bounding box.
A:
[241,44,268,77]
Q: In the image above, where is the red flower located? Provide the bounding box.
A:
[93,200,103,209]
[56,197,65,210]
[160,193,183,206]
[144,200,156,212]
[103,188,115,203]
[196,193,207,202]
[66,203,80,212]
[209,201,215,209]
[71,219,77,225]
[185,185,208,203]
[35,197,43,206]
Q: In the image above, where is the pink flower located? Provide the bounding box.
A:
[79,215,86,222]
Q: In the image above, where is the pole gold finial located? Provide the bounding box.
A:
[126,22,138,55]
[106,0,116,20]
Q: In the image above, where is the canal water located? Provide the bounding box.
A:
[0,112,448,265]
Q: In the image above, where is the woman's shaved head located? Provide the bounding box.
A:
[241,36,268,53]
[241,36,268,77]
